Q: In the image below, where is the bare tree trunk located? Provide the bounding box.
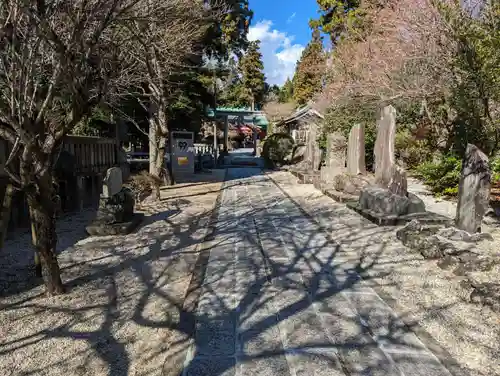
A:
[28,206,42,278]
[27,196,64,295]
[24,167,64,296]
[148,112,175,200]
[0,183,14,251]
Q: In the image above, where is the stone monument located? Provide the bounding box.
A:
[455,144,491,233]
[349,106,426,224]
[347,123,366,175]
[306,122,322,171]
[320,132,346,184]
[292,123,322,183]
[86,167,143,236]
[326,124,371,199]
[374,105,396,187]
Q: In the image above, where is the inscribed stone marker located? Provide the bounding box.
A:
[102,167,123,197]
[455,144,491,233]
[374,105,396,187]
[388,165,408,196]
[321,132,346,183]
[306,123,322,170]
[347,123,366,175]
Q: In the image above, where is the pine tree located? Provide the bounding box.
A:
[239,40,266,109]
[292,29,325,106]
[279,78,294,103]
[309,0,364,44]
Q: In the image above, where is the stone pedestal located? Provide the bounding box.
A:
[86,186,143,236]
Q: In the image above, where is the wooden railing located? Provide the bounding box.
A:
[63,135,118,175]
[0,135,118,178]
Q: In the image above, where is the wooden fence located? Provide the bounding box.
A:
[0,135,120,234]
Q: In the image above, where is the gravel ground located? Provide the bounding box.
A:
[0,170,225,376]
[268,171,500,376]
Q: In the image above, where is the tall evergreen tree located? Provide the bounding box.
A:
[239,40,267,109]
[279,78,294,103]
[292,29,326,105]
[309,0,364,44]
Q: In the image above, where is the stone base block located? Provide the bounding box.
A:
[348,203,453,227]
[324,189,358,203]
[290,169,318,184]
[359,187,425,216]
[333,173,372,196]
[86,213,144,236]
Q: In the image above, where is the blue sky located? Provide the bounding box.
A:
[248,0,319,86]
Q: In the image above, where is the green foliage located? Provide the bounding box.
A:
[323,98,377,170]
[292,29,325,106]
[239,40,266,109]
[414,156,462,197]
[395,130,433,169]
[491,156,500,184]
[433,0,500,156]
[278,78,294,103]
[204,1,253,60]
[262,133,295,167]
[167,70,214,132]
[72,107,113,137]
[309,0,368,44]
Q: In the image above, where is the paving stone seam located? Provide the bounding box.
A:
[242,179,296,376]
[180,170,230,376]
[251,179,350,376]
[266,171,460,376]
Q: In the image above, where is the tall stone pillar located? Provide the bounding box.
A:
[347,123,366,175]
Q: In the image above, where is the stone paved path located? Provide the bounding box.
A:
[182,168,455,376]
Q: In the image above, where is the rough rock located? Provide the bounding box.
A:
[437,227,493,243]
[455,143,491,233]
[452,255,497,275]
[396,220,456,259]
[95,188,135,225]
[388,165,408,196]
[333,174,372,195]
[398,221,498,275]
[86,187,142,236]
[359,187,425,216]
[483,207,500,227]
[469,282,500,313]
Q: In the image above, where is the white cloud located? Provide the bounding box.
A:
[286,12,297,24]
[248,20,304,86]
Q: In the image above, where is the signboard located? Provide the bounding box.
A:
[171,131,194,176]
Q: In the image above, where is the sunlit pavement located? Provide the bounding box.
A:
[182,168,455,376]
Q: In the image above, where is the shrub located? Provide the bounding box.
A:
[125,171,163,203]
[262,133,295,167]
[490,157,500,184]
[395,129,433,169]
[414,155,462,197]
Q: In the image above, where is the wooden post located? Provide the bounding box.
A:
[76,176,85,210]
[0,183,14,251]
[223,116,229,153]
[213,122,218,166]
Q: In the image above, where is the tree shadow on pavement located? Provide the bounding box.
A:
[0,168,483,376]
